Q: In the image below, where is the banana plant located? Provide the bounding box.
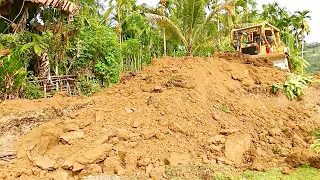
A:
[0,32,47,99]
[283,73,312,100]
[289,50,310,75]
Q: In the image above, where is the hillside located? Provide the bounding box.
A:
[305,43,320,73]
[0,55,320,179]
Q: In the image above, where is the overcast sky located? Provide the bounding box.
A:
[136,0,319,43]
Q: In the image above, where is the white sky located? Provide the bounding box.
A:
[137,0,320,43]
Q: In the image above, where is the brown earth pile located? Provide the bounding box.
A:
[0,55,320,179]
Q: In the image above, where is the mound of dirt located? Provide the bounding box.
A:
[0,55,320,179]
[213,52,276,68]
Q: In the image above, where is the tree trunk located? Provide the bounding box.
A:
[186,44,193,57]
[217,19,220,52]
[163,28,167,56]
[55,60,59,90]
[117,10,124,71]
[245,1,248,22]
[301,42,304,59]
[40,53,50,78]
[295,34,299,49]
[301,34,305,59]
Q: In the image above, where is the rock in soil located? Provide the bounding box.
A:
[168,122,186,134]
[72,162,85,172]
[219,128,239,135]
[137,157,151,168]
[34,156,56,170]
[59,130,84,144]
[224,134,251,165]
[75,144,113,165]
[208,135,226,145]
[164,152,190,166]
[49,169,69,180]
[146,164,153,175]
[80,164,102,175]
[153,86,163,93]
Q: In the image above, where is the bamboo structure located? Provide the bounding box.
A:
[28,75,77,96]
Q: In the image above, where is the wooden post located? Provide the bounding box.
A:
[67,80,71,96]
[44,83,47,98]
[261,23,269,47]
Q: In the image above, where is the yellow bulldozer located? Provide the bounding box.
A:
[231,22,291,71]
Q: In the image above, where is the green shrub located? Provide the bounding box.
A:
[76,21,120,86]
[0,34,19,49]
[94,53,120,87]
[0,46,27,99]
[215,104,230,113]
[21,80,44,100]
[215,173,226,180]
[311,139,320,154]
[76,76,100,97]
[0,32,46,100]
[311,130,320,154]
[312,130,320,137]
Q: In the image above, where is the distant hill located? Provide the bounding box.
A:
[305,42,320,73]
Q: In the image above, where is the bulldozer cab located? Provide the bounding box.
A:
[231,22,290,71]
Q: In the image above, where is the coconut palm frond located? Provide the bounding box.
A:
[181,0,205,31]
[206,0,236,24]
[194,0,236,38]
[144,13,187,46]
[193,32,222,52]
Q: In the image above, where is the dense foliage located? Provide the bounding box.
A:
[0,0,315,99]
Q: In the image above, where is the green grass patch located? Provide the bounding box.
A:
[214,104,230,113]
[239,166,320,180]
[164,164,320,180]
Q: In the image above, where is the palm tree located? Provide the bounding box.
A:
[105,0,136,44]
[105,0,136,70]
[260,2,292,28]
[160,0,167,56]
[144,0,236,56]
[235,0,257,22]
[259,2,297,48]
[292,10,311,58]
[260,2,280,24]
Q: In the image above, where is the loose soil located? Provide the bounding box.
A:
[0,54,320,179]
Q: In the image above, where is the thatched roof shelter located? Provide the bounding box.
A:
[0,0,78,15]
